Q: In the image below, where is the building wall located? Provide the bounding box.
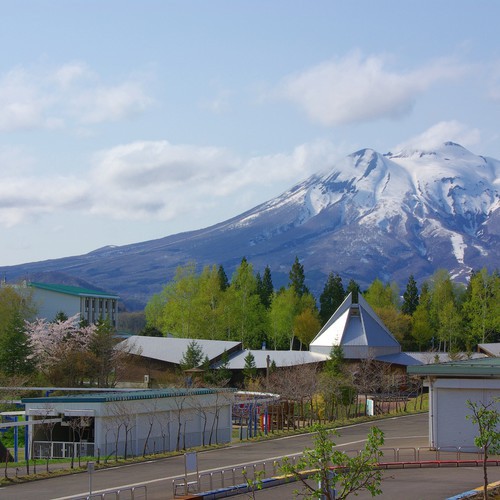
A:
[429,378,500,450]
[32,289,81,322]
[25,391,233,458]
[31,288,118,327]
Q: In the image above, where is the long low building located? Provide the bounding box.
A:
[23,388,234,459]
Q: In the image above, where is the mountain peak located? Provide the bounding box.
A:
[1,143,498,309]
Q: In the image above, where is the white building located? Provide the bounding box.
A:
[23,388,234,459]
[30,282,119,327]
[408,358,500,450]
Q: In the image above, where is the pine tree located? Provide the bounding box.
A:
[346,279,361,303]
[180,340,205,370]
[319,272,345,325]
[257,265,274,309]
[288,256,309,297]
[217,265,229,291]
[402,275,419,315]
[243,351,257,382]
[0,310,34,376]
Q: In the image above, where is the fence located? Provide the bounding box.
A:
[32,440,95,459]
[172,446,497,497]
[68,485,147,500]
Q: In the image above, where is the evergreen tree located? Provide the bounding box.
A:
[243,351,257,381]
[402,275,419,315]
[89,319,116,387]
[0,310,34,376]
[288,256,309,297]
[211,349,232,386]
[140,325,163,337]
[217,265,229,291]
[180,340,205,370]
[256,265,274,309]
[346,279,361,303]
[319,272,345,325]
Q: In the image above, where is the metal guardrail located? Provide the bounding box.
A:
[171,446,495,497]
[68,484,147,500]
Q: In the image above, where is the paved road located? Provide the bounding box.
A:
[0,413,496,499]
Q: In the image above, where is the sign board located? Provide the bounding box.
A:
[185,452,197,473]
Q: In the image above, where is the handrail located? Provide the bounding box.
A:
[171,447,497,497]
[67,484,147,499]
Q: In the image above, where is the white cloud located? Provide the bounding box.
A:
[0,62,152,132]
[393,121,481,153]
[0,175,89,227]
[279,51,467,126]
[0,138,346,227]
[87,139,346,221]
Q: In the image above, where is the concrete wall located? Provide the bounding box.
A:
[32,289,80,322]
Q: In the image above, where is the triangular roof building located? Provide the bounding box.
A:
[310,293,400,359]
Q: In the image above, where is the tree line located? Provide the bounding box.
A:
[144,259,499,353]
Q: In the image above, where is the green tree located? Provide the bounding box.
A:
[462,269,500,348]
[466,399,500,500]
[319,272,345,325]
[256,265,274,309]
[89,319,117,387]
[0,285,36,337]
[289,256,309,297]
[197,264,225,340]
[269,287,300,350]
[243,351,257,383]
[346,279,360,303]
[226,258,267,348]
[280,425,384,499]
[217,265,229,292]
[293,307,321,349]
[140,325,163,337]
[364,279,400,310]
[207,349,232,386]
[410,282,435,350]
[0,310,34,376]
[180,340,205,370]
[402,275,419,315]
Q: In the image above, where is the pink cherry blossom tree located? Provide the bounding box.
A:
[25,314,97,386]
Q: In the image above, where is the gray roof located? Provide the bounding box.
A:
[310,293,400,350]
[477,343,500,357]
[117,336,242,365]
[220,349,329,370]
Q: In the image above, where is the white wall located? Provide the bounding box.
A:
[429,378,500,450]
[25,391,234,458]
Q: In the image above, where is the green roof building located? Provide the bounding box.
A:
[30,282,119,326]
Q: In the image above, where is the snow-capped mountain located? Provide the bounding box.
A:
[2,142,498,309]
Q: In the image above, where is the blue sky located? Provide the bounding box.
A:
[1,1,499,266]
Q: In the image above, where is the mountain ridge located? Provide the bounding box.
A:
[1,142,498,310]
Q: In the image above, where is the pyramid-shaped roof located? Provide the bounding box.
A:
[310,293,400,358]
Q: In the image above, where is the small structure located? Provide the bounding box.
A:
[408,358,500,449]
[23,388,234,459]
[309,293,400,359]
[30,282,119,327]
